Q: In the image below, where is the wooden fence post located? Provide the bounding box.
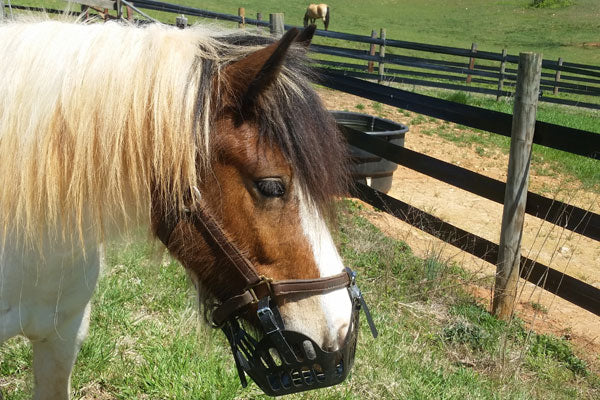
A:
[493,52,542,321]
[378,28,386,84]
[238,7,245,29]
[553,57,563,95]
[497,48,507,101]
[256,12,262,33]
[176,14,188,29]
[466,42,477,84]
[367,29,376,73]
[269,13,284,37]
[1,0,5,21]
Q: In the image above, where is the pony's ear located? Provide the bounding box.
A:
[222,28,300,120]
[296,25,316,47]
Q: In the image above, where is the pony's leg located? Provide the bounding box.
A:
[31,301,91,400]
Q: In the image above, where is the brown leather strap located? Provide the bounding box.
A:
[272,272,350,296]
[212,272,350,327]
[187,206,262,286]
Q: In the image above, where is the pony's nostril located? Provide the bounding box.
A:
[321,340,338,353]
[321,322,349,352]
[337,323,350,345]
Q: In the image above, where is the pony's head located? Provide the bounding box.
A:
[0,18,371,395]
[152,27,370,393]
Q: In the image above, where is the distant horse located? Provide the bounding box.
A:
[0,20,365,398]
[304,3,330,31]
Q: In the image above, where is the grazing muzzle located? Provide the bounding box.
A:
[221,268,376,396]
[156,189,377,396]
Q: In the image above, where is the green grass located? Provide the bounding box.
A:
[8,0,600,65]
[433,91,600,189]
[2,202,599,398]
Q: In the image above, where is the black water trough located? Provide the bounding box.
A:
[331,111,409,194]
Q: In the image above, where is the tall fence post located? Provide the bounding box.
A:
[497,48,507,101]
[116,0,122,19]
[1,0,5,21]
[378,28,386,84]
[238,7,245,29]
[367,29,376,73]
[493,52,542,321]
[553,57,563,95]
[256,12,262,33]
[466,42,477,84]
[269,13,284,37]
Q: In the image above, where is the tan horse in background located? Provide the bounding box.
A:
[304,3,330,30]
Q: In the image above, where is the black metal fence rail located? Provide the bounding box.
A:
[341,124,600,242]
[353,184,600,317]
[320,70,600,160]
[305,28,600,107]
[127,0,269,26]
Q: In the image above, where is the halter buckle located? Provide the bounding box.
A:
[247,276,273,304]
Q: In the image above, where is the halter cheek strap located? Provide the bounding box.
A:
[155,188,351,327]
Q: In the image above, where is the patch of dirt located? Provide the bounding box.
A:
[317,87,600,370]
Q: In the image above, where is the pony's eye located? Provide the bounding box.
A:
[256,179,286,198]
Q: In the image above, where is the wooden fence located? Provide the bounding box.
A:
[307,31,600,110]
[323,70,600,317]
[5,0,600,110]
[5,0,600,317]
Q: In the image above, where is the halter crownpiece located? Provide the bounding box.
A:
[156,187,377,396]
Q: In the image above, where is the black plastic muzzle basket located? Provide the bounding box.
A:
[221,268,377,396]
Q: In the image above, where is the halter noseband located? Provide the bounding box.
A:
[156,188,377,396]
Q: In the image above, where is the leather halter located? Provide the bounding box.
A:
[156,189,351,327]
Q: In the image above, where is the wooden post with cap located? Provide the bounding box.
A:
[238,7,245,29]
[367,29,376,73]
[493,52,542,321]
[378,28,386,84]
[497,48,507,101]
[269,13,284,37]
[466,42,477,84]
[256,12,263,33]
[553,57,563,95]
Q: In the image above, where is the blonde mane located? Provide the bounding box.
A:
[0,20,215,243]
[0,19,346,245]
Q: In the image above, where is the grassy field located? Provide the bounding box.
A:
[1,201,598,399]
[8,0,600,65]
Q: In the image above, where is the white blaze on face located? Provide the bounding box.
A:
[281,192,352,351]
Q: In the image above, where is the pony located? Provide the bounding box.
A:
[0,19,355,399]
[304,3,330,31]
